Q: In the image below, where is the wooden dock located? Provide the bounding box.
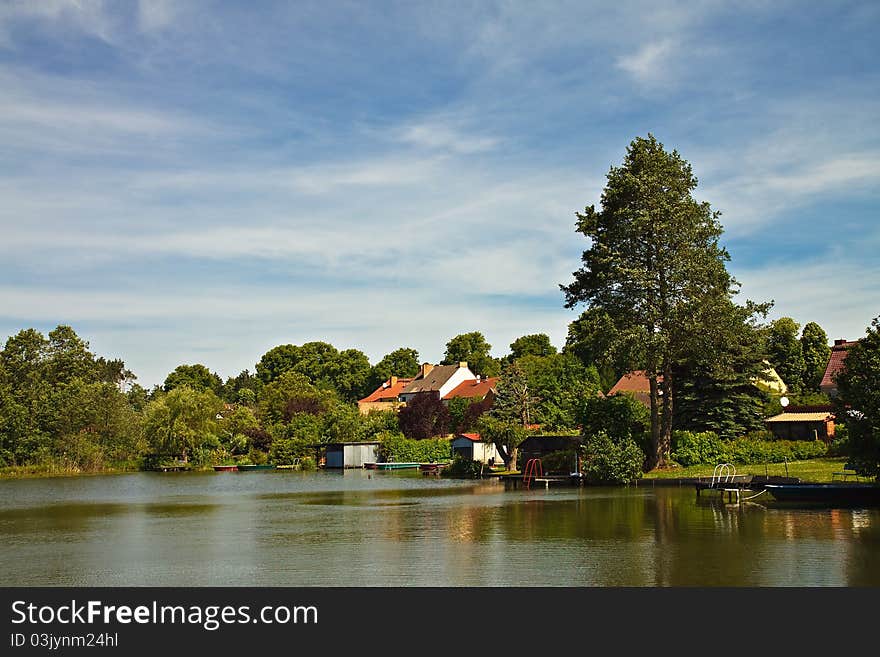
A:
[499,473,582,490]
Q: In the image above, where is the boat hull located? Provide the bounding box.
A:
[765,483,880,507]
[213,465,238,472]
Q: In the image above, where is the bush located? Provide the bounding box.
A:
[670,430,828,466]
[299,455,317,471]
[442,455,484,478]
[580,432,644,485]
[671,431,726,467]
[377,432,451,463]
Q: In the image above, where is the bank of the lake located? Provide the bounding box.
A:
[644,457,853,482]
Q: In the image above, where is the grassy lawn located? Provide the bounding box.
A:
[644,457,856,482]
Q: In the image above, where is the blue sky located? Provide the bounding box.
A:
[1,1,878,387]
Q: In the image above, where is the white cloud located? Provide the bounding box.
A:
[617,39,678,84]
[397,121,498,154]
[735,258,880,342]
[137,0,176,32]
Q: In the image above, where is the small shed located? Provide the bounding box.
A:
[324,442,380,469]
[765,409,835,442]
[518,435,582,463]
[451,433,500,464]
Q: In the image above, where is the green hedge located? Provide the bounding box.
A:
[377,432,451,463]
[671,430,828,466]
[581,432,644,484]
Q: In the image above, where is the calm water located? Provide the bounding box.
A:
[1,470,878,586]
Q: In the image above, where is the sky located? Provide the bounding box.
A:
[0,0,878,388]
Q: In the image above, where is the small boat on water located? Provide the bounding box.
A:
[419,463,449,475]
[363,462,420,470]
[213,465,238,472]
[765,483,880,507]
[236,464,277,472]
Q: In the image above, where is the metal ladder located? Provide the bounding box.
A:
[523,458,543,490]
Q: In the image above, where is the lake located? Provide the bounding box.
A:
[2,470,878,586]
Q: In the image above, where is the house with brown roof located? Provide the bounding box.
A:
[357,376,414,414]
[399,362,477,403]
[607,370,654,407]
[820,339,858,397]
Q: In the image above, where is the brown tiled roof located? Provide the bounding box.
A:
[820,340,858,392]
[401,365,462,394]
[608,370,652,395]
[443,377,498,400]
[457,433,482,442]
[358,377,414,403]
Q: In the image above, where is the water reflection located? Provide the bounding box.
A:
[1,472,878,586]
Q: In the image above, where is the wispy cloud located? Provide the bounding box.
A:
[617,39,679,84]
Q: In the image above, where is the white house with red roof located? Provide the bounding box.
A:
[450,432,501,464]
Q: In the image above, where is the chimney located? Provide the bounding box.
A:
[390,376,398,387]
[458,361,468,369]
[420,363,434,378]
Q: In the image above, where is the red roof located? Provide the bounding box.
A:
[820,340,858,393]
[457,433,482,442]
[358,377,414,404]
[443,377,499,400]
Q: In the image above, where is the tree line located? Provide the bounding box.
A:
[1,134,877,478]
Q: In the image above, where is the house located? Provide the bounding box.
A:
[357,376,414,415]
[450,433,501,464]
[398,362,477,403]
[764,405,835,442]
[442,376,499,404]
[820,339,858,397]
[322,442,380,468]
[607,370,654,407]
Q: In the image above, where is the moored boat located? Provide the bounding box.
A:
[765,483,880,507]
[363,462,420,470]
[213,465,238,472]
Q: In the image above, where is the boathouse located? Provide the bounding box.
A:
[450,433,501,464]
[323,442,381,468]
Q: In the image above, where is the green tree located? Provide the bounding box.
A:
[673,300,772,439]
[561,134,747,469]
[258,371,331,426]
[834,317,880,480]
[479,361,541,469]
[563,308,626,392]
[144,386,223,463]
[255,342,371,402]
[163,364,223,394]
[368,347,420,390]
[508,334,557,360]
[516,353,602,430]
[442,332,500,377]
[765,317,805,393]
[256,344,301,384]
[800,322,830,392]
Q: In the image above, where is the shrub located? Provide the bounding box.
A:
[378,432,451,463]
[670,431,726,467]
[442,454,484,478]
[580,432,644,485]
